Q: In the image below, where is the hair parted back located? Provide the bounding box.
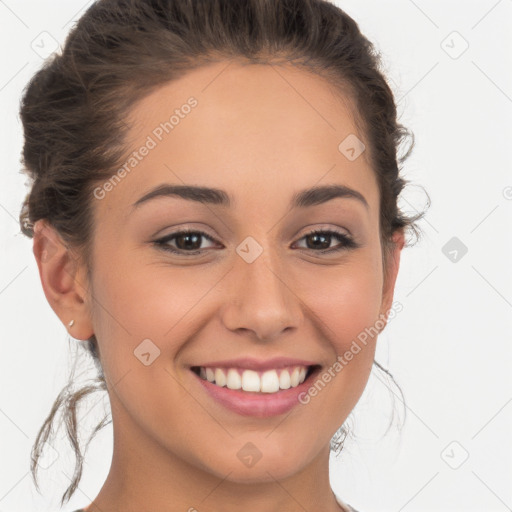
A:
[19,0,428,505]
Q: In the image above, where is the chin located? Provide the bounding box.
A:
[197,445,312,484]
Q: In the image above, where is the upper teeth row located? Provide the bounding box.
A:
[199,366,309,393]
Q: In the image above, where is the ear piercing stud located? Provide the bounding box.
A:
[68,319,75,328]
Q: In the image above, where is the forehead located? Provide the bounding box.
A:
[98,60,378,218]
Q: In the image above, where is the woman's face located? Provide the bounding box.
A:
[73,61,403,482]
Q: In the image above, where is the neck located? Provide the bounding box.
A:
[83,398,343,512]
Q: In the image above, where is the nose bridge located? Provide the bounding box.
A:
[221,236,303,340]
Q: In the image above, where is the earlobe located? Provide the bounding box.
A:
[32,219,95,340]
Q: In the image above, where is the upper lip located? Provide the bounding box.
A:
[191,357,320,372]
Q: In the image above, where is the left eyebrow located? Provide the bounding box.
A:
[130,183,369,212]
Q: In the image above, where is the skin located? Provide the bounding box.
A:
[33,60,404,512]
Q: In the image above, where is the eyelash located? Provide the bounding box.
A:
[153,228,358,256]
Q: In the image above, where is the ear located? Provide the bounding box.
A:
[379,228,405,322]
[32,219,95,341]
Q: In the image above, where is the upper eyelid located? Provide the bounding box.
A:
[156,227,352,248]
[158,221,352,238]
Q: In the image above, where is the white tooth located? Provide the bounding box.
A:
[279,369,291,389]
[290,367,300,387]
[261,370,280,393]
[215,368,227,387]
[226,368,242,390]
[241,370,260,392]
[205,367,215,382]
[206,366,309,392]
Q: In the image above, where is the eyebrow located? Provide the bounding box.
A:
[131,183,369,211]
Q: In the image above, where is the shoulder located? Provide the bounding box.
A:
[335,494,360,512]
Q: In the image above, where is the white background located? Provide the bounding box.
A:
[1,1,511,511]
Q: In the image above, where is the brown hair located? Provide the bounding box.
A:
[19,0,428,505]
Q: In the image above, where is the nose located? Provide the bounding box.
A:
[219,245,304,342]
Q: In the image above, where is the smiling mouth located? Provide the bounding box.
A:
[190,364,321,394]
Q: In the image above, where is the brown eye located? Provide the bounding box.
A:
[153,228,358,257]
[154,230,218,255]
[294,229,358,253]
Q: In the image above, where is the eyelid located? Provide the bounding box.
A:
[292,228,357,252]
[153,228,219,254]
[153,225,358,256]
[294,223,352,239]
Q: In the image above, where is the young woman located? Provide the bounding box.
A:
[19,0,426,510]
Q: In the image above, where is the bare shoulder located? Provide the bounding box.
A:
[335,494,360,512]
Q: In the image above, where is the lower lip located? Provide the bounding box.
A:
[191,368,320,418]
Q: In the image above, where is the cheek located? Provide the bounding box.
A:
[297,254,383,353]
[89,250,223,374]
[292,258,383,426]
[92,243,383,372]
